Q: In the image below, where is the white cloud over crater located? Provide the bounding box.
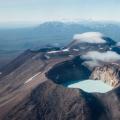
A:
[82,51,120,62]
[81,51,120,68]
[73,32,106,44]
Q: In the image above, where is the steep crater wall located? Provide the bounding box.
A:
[46,57,91,85]
[90,64,120,87]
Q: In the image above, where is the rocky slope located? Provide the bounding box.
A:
[90,63,120,87]
[0,53,120,120]
[1,32,120,120]
[3,80,111,120]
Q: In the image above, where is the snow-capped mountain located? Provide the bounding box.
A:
[67,32,116,53]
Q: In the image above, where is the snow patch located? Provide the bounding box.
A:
[44,55,50,59]
[47,48,69,54]
[24,72,41,84]
[73,32,106,44]
[62,48,69,52]
[47,51,59,54]
[73,49,79,51]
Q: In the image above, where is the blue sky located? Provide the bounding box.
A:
[0,0,120,23]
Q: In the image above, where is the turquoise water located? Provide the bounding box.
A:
[68,79,113,93]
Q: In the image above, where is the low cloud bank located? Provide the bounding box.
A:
[81,51,120,68]
[73,32,106,44]
[82,51,120,62]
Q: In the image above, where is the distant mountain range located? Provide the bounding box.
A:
[0,21,120,69]
[0,21,120,51]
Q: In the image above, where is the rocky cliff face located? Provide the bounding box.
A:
[90,64,120,87]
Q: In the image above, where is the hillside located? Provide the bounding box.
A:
[1,32,120,120]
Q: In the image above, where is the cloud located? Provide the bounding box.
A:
[82,51,120,62]
[81,51,120,68]
[73,32,106,44]
[82,60,100,68]
[116,42,120,46]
